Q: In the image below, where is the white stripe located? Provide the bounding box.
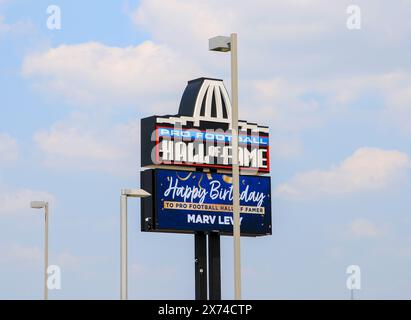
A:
[204,83,214,117]
[193,82,210,119]
[219,83,232,120]
[215,85,223,119]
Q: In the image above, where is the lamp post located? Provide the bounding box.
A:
[120,188,151,300]
[209,33,241,300]
[30,201,49,300]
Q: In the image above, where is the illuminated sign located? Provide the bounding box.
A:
[141,77,270,173]
[154,125,269,172]
[141,169,272,236]
[140,77,272,236]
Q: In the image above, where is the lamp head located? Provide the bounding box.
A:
[209,36,231,52]
[121,189,151,198]
[30,201,47,209]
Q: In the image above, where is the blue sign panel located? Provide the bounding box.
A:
[157,127,269,146]
[152,169,272,236]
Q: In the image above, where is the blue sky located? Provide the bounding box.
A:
[1,0,411,299]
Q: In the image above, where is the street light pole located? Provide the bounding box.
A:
[120,188,151,300]
[230,33,241,300]
[209,33,241,300]
[30,201,49,300]
[120,193,128,300]
[44,203,49,300]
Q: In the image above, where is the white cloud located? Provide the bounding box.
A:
[132,0,233,53]
[314,72,411,133]
[20,0,346,112]
[237,71,411,147]
[246,71,411,134]
[33,113,141,175]
[0,187,54,215]
[275,147,411,199]
[0,133,18,164]
[132,0,340,51]
[241,78,323,134]
[347,218,384,238]
[130,0,411,137]
[22,41,201,107]
[130,0,411,74]
[130,0,348,86]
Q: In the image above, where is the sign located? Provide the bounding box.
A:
[141,169,272,236]
[140,77,272,237]
[153,126,269,172]
[141,78,270,173]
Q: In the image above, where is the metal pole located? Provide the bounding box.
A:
[120,195,128,300]
[208,232,221,300]
[195,232,208,300]
[230,33,241,300]
[44,203,49,300]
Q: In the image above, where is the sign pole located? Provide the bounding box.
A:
[195,232,208,300]
[208,232,221,300]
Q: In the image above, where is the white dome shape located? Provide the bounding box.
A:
[192,79,232,123]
